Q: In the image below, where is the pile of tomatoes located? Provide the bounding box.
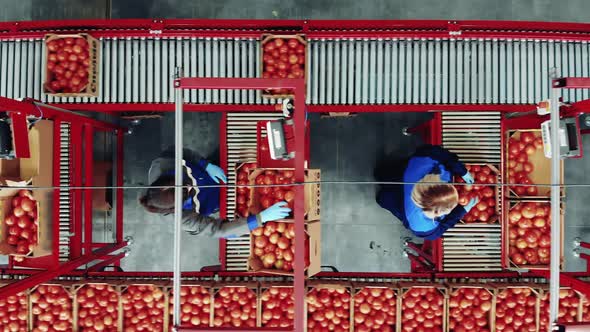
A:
[169,285,211,328]
[455,165,497,223]
[306,286,351,332]
[401,287,444,332]
[539,289,580,330]
[235,163,256,217]
[495,288,538,332]
[507,131,544,196]
[261,287,294,328]
[353,287,396,332]
[122,285,165,331]
[212,287,257,328]
[448,287,493,332]
[253,169,296,211]
[251,221,308,272]
[30,285,72,332]
[508,202,552,267]
[262,37,306,95]
[0,292,27,331]
[45,36,92,94]
[76,284,119,331]
[5,189,38,256]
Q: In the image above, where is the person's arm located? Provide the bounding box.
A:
[182,211,262,239]
[413,145,467,176]
[419,205,467,240]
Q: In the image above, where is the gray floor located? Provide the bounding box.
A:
[2,0,590,272]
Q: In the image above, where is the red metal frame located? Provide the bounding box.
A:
[0,97,128,298]
[218,113,228,269]
[4,19,590,41]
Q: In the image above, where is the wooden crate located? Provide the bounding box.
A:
[351,282,399,332]
[306,281,353,332]
[260,34,307,98]
[29,282,75,332]
[119,282,169,332]
[491,284,541,332]
[258,282,294,329]
[166,281,214,330]
[455,163,501,224]
[538,287,583,328]
[0,282,29,331]
[73,282,121,332]
[446,283,495,332]
[398,282,448,332]
[212,282,259,328]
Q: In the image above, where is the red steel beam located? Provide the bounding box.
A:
[8,111,30,158]
[86,252,127,272]
[0,241,128,300]
[83,126,94,255]
[553,77,590,89]
[218,113,228,269]
[532,270,590,300]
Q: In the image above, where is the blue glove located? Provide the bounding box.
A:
[259,201,292,223]
[464,198,479,212]
[205,163,227,184]
[462,172,475,184]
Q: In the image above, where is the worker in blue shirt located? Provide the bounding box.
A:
[139,147,289,238]
[376,145,478,240]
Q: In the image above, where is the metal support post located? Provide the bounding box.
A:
[172,67,184,329]
[549,69,562,329]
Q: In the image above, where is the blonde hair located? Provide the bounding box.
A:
[411,174,459,219]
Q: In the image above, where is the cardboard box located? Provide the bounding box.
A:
[455,163,501,224]
[247,220,321,277]
[166,281,214,330]
[506,129,564,198]
[351,282,399,332]
[260,34,307,98]
[0,120,53,258]
[504,200,564,270]
[29,282,75,331]
[446,284,496,332]
[248,168,320,222]
[399,283,448,332]
[43,33,100,97]
[306,281,353,331]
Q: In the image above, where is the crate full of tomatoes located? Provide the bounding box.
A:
[30,283,74,332]
[259,284,294,329]
[234,162,256,218]
[454,164,500,223]
[506,201,563,269]
[0,189,39,257]
[0,287,28,332]
[168,283,213,329]
[44,33,99,96]
[493,285,539,332]
[352,283,397,332]
[539,288,582,330]
[121,284,167,331]
[306,282,352,332]
[506,129,563,198]
[261,34,306,97]
[74,283,120,331]
[212,284,258,328]
[399,284,446,332]
[248,168,320,222]
[447,285,494,332]
[248,220,321,276]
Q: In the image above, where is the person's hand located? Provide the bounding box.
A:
[205,163,227,184]
[259,201,292,223]
[465,198,479,212]
[462,172,475,184]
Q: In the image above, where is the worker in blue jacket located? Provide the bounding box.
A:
[139,147,289,238]
[376,145,478,240]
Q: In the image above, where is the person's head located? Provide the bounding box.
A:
[139,175,188,214]
[411,174,458,219]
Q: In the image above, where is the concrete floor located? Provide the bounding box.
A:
[2,0,590,272]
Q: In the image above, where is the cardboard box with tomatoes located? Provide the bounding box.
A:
[44,33,99,97]
[455,164,501,224]
[506,129,564,198]
[505,200,564,270]
[261,34,307,98]
[0,120,53,259]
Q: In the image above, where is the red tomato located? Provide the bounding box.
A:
[521,132,535,144]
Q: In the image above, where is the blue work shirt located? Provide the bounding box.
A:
[181,159,220,216]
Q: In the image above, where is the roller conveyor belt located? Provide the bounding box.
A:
[1,37,589,105]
